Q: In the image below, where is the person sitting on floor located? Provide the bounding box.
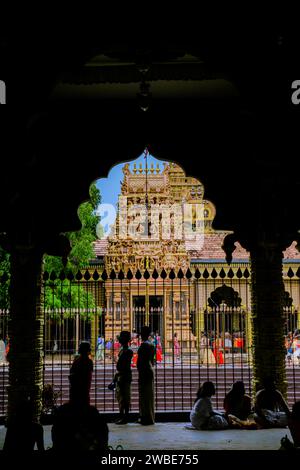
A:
[3,398,44,452]
[254,377,290,428]
[188,381,228,430]
[51,402,108,453]
[223,381,257,429]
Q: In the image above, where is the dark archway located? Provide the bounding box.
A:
[208,284,242,308]
[1,32,300,423]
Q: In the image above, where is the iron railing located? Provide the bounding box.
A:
[0,265,300,418]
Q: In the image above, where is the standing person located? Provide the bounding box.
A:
[0,337,6,365]
[96,334,101,353]
[137,326,155,425]
[105,338,113,360]
[154,331,161,347]
[212,335,224,365]
[130,335,139,368]
[69,341,93,407]
[113,336,121,363]
[4,335,10,360]
[199,332,216,366]
[235,332,244,353]
[285,334,293,365]
[224,331,232,354]
[154,331,163,364]
[96,335,105,361]
[131,328,138,340]
[173,332,180,362]
[292,333,300,365]
[114,331,133,424]
[53,340,58,355]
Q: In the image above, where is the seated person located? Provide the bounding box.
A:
[3,398,44,452]
[223,381,257,429]
[51,402,109,453]
[254,377,290,428]
[288,401,300,447]
[189,381,228,430]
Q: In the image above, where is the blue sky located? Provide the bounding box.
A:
[95,151,165,236]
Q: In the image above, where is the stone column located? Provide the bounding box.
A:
[250,246,287,396]
[7,245,44,422]
[246,308,253,347]
[90,313,98,357]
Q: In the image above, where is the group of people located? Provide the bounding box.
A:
[4,326,156,451]
[188,377,300,447]
[199,331,245,366]
[111,326,155,425]
[0,335,9,364]
[48,326,156,451]
[4,340,108,453]
[4,334,300,451]
[95,330,164,365]
[285,329,300,365]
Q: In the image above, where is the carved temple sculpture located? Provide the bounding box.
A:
[103,161,223,351]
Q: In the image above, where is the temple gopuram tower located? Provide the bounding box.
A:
[103,158,212,351]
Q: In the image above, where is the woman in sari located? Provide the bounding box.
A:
[130,335,139,367]
[200,333,216,366]
[188,382,228,430]
[173,333,180,362]
[154,332,163,363]
[212,336,224,365]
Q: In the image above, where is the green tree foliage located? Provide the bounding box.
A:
[0,184,103,313]
[43,183,102,312]
[44,282,101,320]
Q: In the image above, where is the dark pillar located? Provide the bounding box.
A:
[7,245,44,422]
[250,246,286,396]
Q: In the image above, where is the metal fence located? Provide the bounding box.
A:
[0,265,300,418]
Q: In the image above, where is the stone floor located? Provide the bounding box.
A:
[0,423,292,450]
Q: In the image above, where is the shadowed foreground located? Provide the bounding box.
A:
[0,423,293,450]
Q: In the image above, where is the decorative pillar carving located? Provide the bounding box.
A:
[250,247,287,395]
[223,232,289,397]
[7,245,44,422]
[246,308,253,348]
[90,313,99,358]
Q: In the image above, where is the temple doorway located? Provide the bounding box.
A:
[133,295,164,336]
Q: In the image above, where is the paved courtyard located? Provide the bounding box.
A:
[0,422,292,451]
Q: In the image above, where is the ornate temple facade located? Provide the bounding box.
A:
[92,161,300,352]
[102,161,209,350]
